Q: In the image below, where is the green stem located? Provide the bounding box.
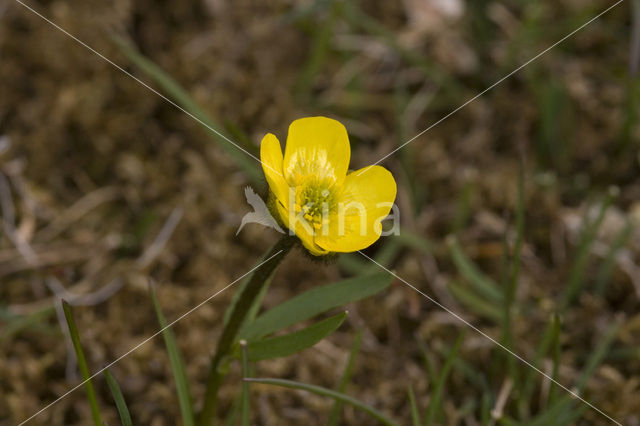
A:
[199,235,296,425]
[240,340,250,426]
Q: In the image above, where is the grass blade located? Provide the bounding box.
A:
[595,221,633,296]
[425,333,464,426]
[240,340,251,426]
[547,315,562,407]
[519,315,560,417]
[328,330,363,426]
[104,369,133,426]
[447,236,503,303]
[149,284,195,426]
[61,300,103,426]
[448,281,503,322]
[295,0,340,100]
[408,385,422,426]
[503,158,525,387]
[560,189,617,311]
[112,37,261,184]
[576,321,619,392]
[239,272,392,341]
[244,378,400,426]
[246,312,347,361]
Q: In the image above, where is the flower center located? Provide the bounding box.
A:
[294,182,336,230]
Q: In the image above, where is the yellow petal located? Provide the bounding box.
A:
[260,133,289,204]
[283,117,350,187]
[315,165,396,252]
[274,198,329,256]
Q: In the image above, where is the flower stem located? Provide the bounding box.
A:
[198,235,296,426]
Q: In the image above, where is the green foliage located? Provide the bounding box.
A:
[113,37,262,185]
[243,378,401,426]
[407,385,422,426]
[240,341,251,426]
[560,190,617,311]
[424,334,464,426]
[149,283,195,426]
[447,236,503,304]
[61,301,103,426]
[239,272,392,341]
[244,311,347,361]
[104,369,133,426]
[328,330,363,426]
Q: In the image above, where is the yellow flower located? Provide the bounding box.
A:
[260,116,397,255]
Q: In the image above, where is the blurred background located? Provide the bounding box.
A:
[1,0,639,424]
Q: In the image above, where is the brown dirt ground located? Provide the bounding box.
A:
[1,0,639,425]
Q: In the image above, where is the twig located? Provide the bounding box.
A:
[490,378,513,424]
[36,186,120,242]
[0,171,39,267]
[136,206,184,269]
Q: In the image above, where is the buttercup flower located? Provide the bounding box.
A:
[260,116,397,255]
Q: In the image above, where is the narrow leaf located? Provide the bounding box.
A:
[104,369,133,426]
[560,190,616,311]
[239,272,392,341]
[328,330,363,425]
[240,341,251,426]
[425,333,464,426]
[447,236,503,303]
[547,315,561,406]
[595,221,633,296]
[246,312,346,362]
[244,378,400,426]
[149,285,195,426]
[112,37,261,184]
[448,282,502,322]
[407,385,422,426]
[576,321,619,392]
[61,300,103,426]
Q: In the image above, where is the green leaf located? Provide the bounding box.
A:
[61,301,103,426]
[200,236,296,425]
[447,236,503,303]
[547,314,561,406]
[112,36,261,185]
[519,314,562,416]
[104,369,133,426]
[244,378,401,426]
[328,330,363,425]
[407,385,422,426]
[239,272,392,341]
[425,333,464,426]
[245,312,346,361]
[502,159,525,385]
[595,221,633,296]
[560,190,617,311]
[240,341,251,426]
[149,284,195,426]
[448,281,502,322]
[576,321,619,392]
[529,397,587,426]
